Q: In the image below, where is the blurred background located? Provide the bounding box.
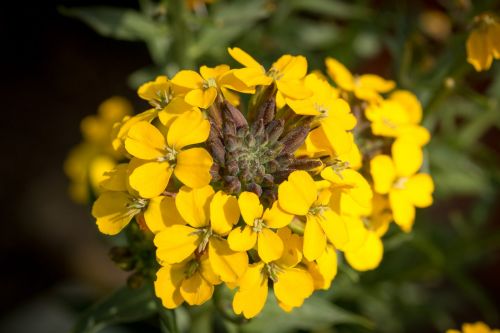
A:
[1,0,499,332]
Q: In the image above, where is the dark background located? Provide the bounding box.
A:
[0,1,149,330]
[0,1,499,333]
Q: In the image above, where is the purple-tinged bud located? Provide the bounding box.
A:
[223,100,248,130]
[246,182,263,197]
[266,119,285,143]
[279,126,309,154]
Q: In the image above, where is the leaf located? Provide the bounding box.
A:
[428,139,493,198]
[188,0,270,60]
[240,293,372,333]
[289,0,371,19]
[60,6,167,42]
[72,284,158,333]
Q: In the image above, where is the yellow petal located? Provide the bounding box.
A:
[341,216,369,252]
[370,155,396,194]
[112,109,157,153]
[272,55,305,80]
[125,121,166,160]
[489,22,500,58]
[171,70,204,89]
[155,225,201,264]
[180,271,213,306]
[257,228,284,263]
[210,191,240,236]
[100,163,128,192]
[325,57,354,91]
[208,238,248,283]
[232,67,272,86]
[129,161,173,199]
[276,227,303,267]
[138,75,169,101]
[92,191,135,235]
[199,253,222,285]
[286,98,319,116]
[392,139,423,178]
[467,29,493,71]
[159,96,198,127]
[358,74,395,93]
[175,185,214,228]
[389,90,422,124]
[317,209,349,250]
[154,264,184,309]
[227,47,262,69]
[174,148,213,188]
[405,173,434,207]
[144,196,185,234]
[398,125,431,146]
[315,118,353,156]
[228,226,257,252]
[345,232,383,271]
[276,79,311,100]
[184,87,217,109]
[262,201,294,229]
[278,171,317,216]
[389,189,415,232]
[166,110,210,150]
[313,244,338,289]
[238,191,263,226]
[274,267,313,308]
[233,262,268,319]
[303,215,326,261]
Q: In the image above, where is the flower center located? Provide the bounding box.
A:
[267,68,284,80]
[393,177,408,190]
[203,78,217,89]
[309,204,328,216]
[158,146,178,163]
[253,218,265,233]
[264,263,283,282]
[185,259,200,278]
[126,197,148,210]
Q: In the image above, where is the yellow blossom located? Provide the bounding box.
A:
[125,110,212,198]
[154,186,248,284]
[155,253,221,308]
[228,47,311,100]
[171,65,253,109]
[325,57,395,103]
[466,13,500,71]
[227,191,293,263]
[137,75,199,126]
[278,171,349,261]
[447,322,500,333]
[232,230,313,318]
[370,146,434,232]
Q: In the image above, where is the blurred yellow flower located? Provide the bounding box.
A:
[466,13,500,71]
[447,322,500,333]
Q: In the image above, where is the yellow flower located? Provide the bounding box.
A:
[111,109,158,154]
[91,163,179,235]
[291,74,357,159]
[228,47,311,100]
[171,65,254,109]
[154,186,248,283]
[232,229,312,318]
[125,110,212,198]
[227,191,293,263]
[447,322,500,333]
[325,57,395,103]
[466,13,500,71]
[278,171,349,261]
[370,144,434,231]
[365,90,428,141]
[155,253,220,309]
[137,75,199,127]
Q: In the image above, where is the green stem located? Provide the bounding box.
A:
[156,297,179,333]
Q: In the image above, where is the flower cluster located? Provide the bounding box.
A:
[91,48,434,318]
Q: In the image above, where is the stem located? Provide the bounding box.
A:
[156,297,179,333]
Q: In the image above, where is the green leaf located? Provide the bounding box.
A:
[289,0,371,19]
[60,6,167,42]
[188,0,270,60]
[72,284,158,333]
[240,293,373,333]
